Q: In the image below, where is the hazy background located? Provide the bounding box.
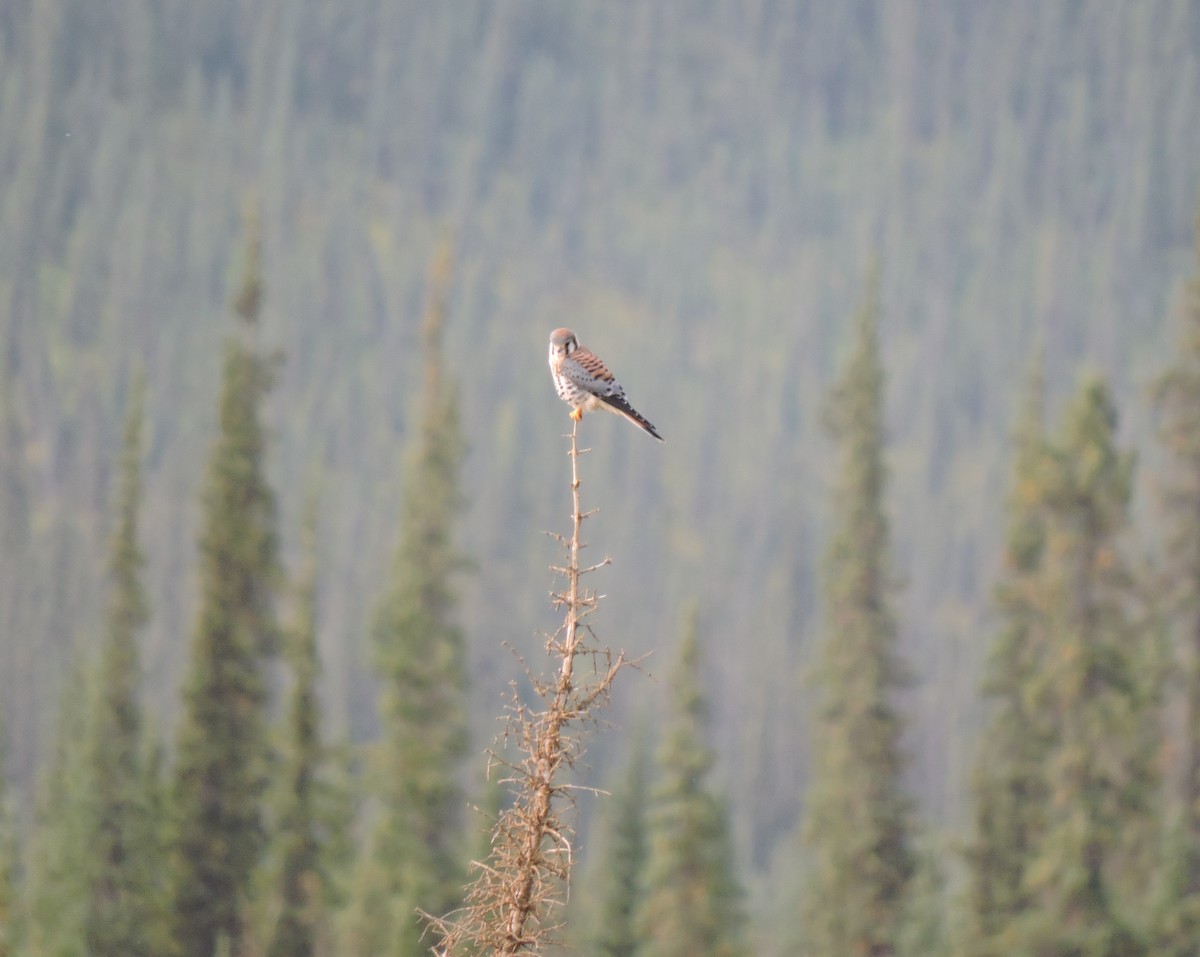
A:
[3,0,1200,893]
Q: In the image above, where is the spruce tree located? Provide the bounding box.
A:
[799,284,914,957]
[1150,219,1200,955]
[85,372,168,957]
[24,666,92,957]
[897,840,954,957]
[637,615,746,957]
[589,732,651,957]
[965,352,1053,952]
[344,242,468,957]
[23,379,167,957]
[1009,379,1157,956]
[171,230,282,957]
[266,506,336,957]
[0,717,20,957]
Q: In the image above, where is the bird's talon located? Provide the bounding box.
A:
[570,407,583,421]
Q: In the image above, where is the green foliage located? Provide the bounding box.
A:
[5,3,1200,952]
[965,351,1052,950]
[588,732,650,957]
[0,719,22,957]
[3,0,1200,863]
[799,282,914,957]
[897,837,956,957]
[265,504,345,957]
[84,372,170,957]
[171,234,282,957]
[1152,217,1200,955]
[1001,379,1158,956]
[20,379,169,957]
[637,615,746,957]
[343,243,469,957]
[23,667,92,957]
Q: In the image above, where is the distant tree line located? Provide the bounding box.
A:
[4,233,472,957]
[0,229,747,957]
[8,224,1200,956]
[5,1,1200,881]
[2,56,1200,946]
[577,223,1200,957]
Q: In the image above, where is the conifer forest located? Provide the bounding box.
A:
[6,1,1200,954]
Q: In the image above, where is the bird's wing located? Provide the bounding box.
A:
[563,348,625,400]
[563,347,663,440]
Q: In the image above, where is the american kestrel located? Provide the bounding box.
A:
[548,328,663,441]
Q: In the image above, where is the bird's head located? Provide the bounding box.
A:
[549,327,577,361]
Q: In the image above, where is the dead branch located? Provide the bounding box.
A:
[429,419,633,956]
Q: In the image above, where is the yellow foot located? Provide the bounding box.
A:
[569,407,583,421]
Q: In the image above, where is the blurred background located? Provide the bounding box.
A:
[2,1,1200,953]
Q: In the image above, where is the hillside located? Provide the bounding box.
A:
[2,0,1200,886]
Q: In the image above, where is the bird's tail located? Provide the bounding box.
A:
[601,395,664,441]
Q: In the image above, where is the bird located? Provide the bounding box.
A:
[548,328,663,441]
